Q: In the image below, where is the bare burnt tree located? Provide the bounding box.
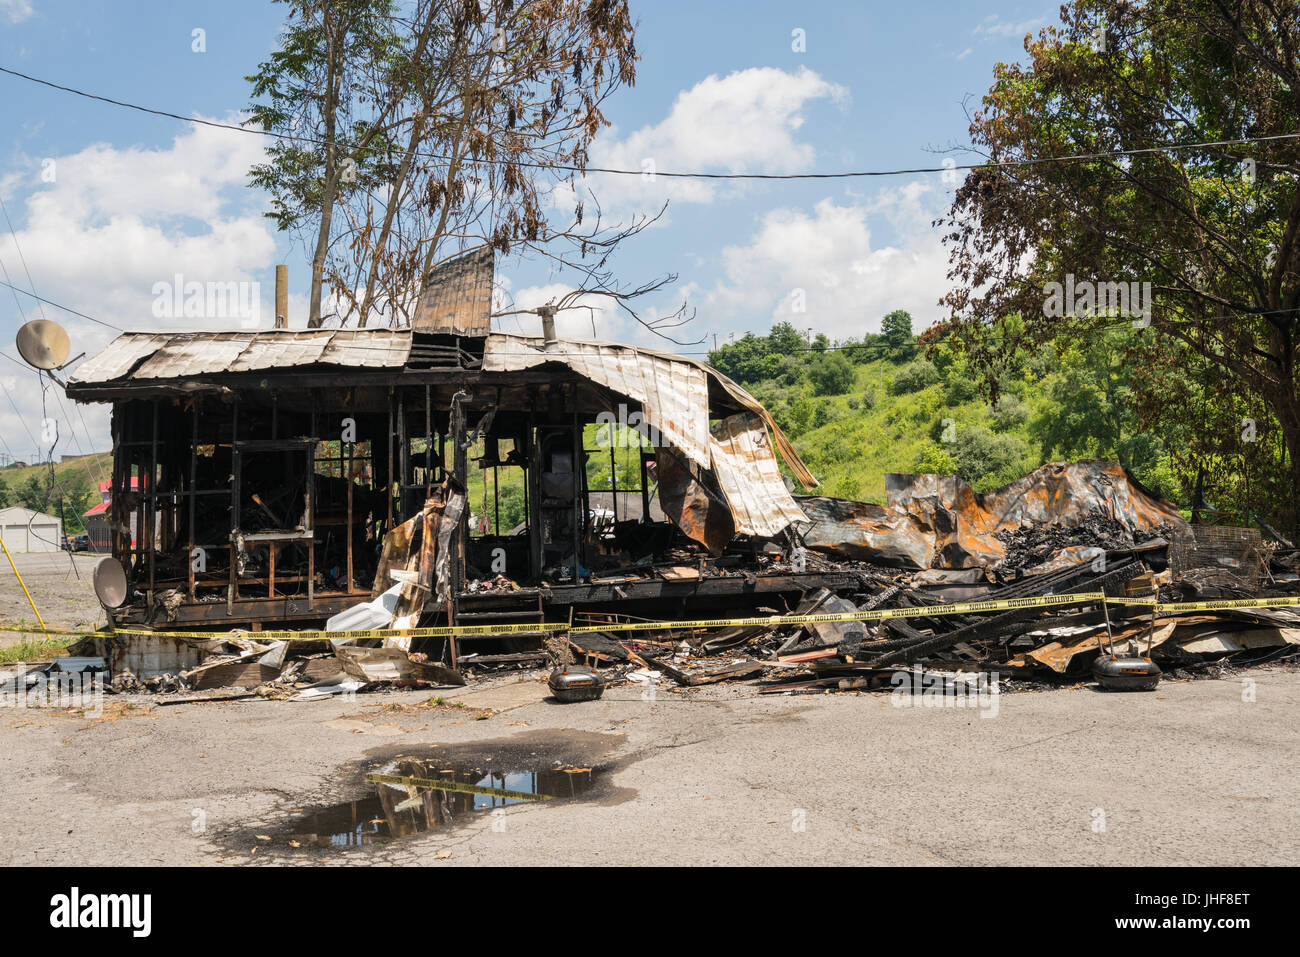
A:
[250,0,686,339]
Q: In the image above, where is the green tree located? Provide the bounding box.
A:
[707,332,780,384]
[18,475,44,512]
[914,443,957,475]
[939,0,1300,531]
[881,309,916,360]
[808,352,855,396]
[768,321,806,356]
[990,393,1028,432]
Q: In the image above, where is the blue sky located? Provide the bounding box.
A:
[0,0,1056,456]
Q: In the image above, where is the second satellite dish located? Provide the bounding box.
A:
[92,556,129,609]
[15,318,71,370]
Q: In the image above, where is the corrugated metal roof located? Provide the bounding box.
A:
[69,330,413,385]
[483,334,713,469]
[710,411,808,537]
[132,334,255,379]
[411,247,494,336]
[70,333,171,384]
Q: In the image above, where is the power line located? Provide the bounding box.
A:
[0,279,123,331]
[3,64,1299,181]
[0,199,119,520]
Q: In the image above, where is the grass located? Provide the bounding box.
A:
[0,452,112,491]
[0,635,73,663]
[749,358,1033,502]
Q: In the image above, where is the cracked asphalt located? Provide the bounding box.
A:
[1,666,1296,866]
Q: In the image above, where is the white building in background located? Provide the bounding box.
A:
[0,505,63,553]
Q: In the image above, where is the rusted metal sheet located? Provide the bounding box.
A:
[482,335,818,489]
[411,246,494,336]
[798,496,937,568]
[69,330,413,385]
[227,331,332,371]
[318,329,412,367]
[709,411,807,537]
[654,445,734,555]
[706,367,817,490]
[1027,620,1177,673]
[800,462,1185,570]
[888,461,1183,535]
[484,334,714,468]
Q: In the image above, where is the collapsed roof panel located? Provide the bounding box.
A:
[483,333,714,469]
[410,246,494,336]
[800,461,1185,570]
[710,411,808,538]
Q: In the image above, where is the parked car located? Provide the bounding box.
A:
[62,534,90,552]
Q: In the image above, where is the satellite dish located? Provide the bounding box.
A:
[92,556,129,609]
[15,319,71,371]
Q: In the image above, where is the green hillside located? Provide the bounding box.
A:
[749,356,1043,503]
[0,453,112,534]
[714,314,1187,508]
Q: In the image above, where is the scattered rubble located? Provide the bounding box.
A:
[14,460,1296,705]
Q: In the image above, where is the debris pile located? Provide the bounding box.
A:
[21,460,1298,703]
[554,463,1300,696]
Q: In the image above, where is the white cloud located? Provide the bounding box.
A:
[1,0,34,24]
[493,279,625,341]
[701,184,952,342]
[973,12,1049,40]
[581,66,848,214]
[0,117,278,456]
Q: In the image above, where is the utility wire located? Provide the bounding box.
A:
[3,64,1299,181]
[0,279,123,331]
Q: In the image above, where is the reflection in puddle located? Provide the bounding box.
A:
[288,756,600,847]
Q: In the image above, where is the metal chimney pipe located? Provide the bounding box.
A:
[274,264,288,328]
[538,305,557,349]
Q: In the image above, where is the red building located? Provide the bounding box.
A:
[84,478,139,553]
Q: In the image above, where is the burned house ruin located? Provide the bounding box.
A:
[65,253,845,665]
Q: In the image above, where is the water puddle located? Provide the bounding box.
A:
[248,730,626,851]
[287,756,601,847]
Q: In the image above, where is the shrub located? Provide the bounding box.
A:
[889,359,940,395]
[952,426,1026,488]
[942,369,978,404]
[808,352,856,396]
[914,443,957,475]
[990,393,1028,432]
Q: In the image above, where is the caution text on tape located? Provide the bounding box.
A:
[2,593,1295,644]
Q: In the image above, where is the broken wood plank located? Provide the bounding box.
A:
[155,690,262,706]
[642,656,764,686]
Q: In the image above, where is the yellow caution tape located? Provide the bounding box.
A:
[2,593,1295,644]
